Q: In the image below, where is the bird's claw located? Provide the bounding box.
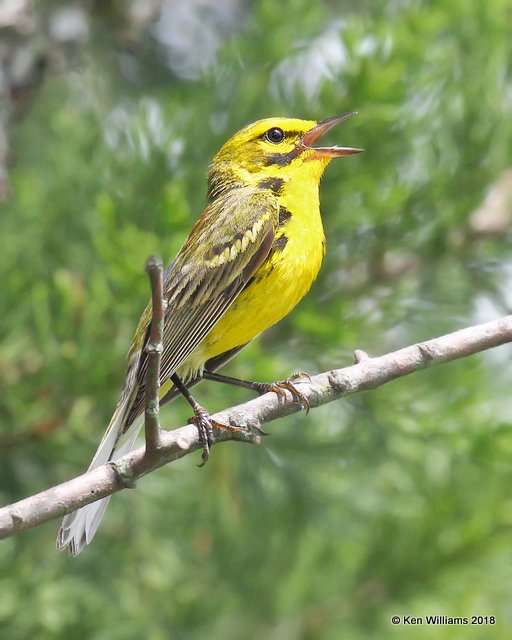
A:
[251,372,310,413]
[189,406,215,466]
[189,408,246,466]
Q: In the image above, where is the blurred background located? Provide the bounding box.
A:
[1,1,512,638]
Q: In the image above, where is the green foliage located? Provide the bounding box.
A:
[1,0,512,638]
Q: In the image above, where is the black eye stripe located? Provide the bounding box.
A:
[264,127,285,144]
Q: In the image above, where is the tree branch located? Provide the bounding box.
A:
[144,256,165,452]
[1,315,511,541]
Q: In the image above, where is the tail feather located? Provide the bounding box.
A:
[56,398,143,555]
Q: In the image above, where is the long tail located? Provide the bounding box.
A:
[56,396,143,556]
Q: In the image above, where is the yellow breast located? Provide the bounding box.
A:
[181,175,326,376]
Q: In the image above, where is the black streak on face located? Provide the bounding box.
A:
[263,147,301,167]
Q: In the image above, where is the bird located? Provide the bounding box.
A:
[56,113,363,554]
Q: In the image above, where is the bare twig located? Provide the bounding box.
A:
[144,256,165,452]
[1,315,511,541]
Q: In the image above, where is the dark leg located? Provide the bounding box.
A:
[171,373,218,466]
[203,370,310,412]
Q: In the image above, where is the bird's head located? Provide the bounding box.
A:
[207,114,363,200]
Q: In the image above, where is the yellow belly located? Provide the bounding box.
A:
[179,192,326,378]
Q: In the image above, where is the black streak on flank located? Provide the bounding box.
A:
[271,234,288,252]
[278,206,292,228]
[258,176,284,194]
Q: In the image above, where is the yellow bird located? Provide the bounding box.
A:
[57,114,362,554]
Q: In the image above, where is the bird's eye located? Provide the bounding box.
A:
[264,127,285,144]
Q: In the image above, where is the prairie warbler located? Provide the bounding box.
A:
[57,113,362,554]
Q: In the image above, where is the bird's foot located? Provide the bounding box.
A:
[189,406,245,467]
[250,371,311,413]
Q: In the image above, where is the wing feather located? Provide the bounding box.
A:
[124,187,279,427]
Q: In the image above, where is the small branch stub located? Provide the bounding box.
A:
[144,256,165,452]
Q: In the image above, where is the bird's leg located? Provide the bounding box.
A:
[170,373,244,466]
[203,370,311,413]
[171,373,216,466]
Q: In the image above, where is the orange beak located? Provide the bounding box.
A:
[301,113,364,158]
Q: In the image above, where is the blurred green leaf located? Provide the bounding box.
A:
[1,1,512,639]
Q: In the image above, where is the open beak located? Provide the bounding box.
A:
[301,113,364,158]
